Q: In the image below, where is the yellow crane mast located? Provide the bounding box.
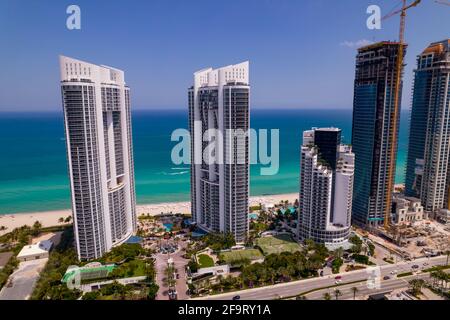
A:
[382,0,421,229]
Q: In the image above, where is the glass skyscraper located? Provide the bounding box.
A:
[405,40,450,216]
[351,42,406,228]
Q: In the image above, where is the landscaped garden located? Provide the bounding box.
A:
[219,249,263,265]
[197,254,215,268]
[255,234,301,255]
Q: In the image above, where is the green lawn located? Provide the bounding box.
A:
[219,249,263,264]
[197,254,215,268]
[255,234,301,255]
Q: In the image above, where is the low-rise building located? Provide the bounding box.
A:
[17,240,53,262]
[193,265,230,278]
[62,262,116,284]
[435,209,450,225]
[391,196,425,225]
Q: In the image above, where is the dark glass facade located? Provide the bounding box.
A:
[351,42,406,228]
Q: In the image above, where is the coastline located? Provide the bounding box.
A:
[0,193,298,236]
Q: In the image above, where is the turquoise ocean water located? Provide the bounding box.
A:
[0,109,409,214]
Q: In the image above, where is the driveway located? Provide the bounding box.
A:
[0,259,48,300]
[155,240,189,300]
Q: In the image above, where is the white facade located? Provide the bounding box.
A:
[298,128,354,249]
[405,40,450,217]
[59,56,137,260]
[391,196,425,225]
[333,145,355,227]
[189,62,250,243]
[17,240,53,262]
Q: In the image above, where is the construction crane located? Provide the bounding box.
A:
[435,0,450,6]
[382,0,421,229]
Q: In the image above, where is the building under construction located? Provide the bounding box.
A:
[351,42,406,229]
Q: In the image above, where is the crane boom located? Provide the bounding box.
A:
[384,0,421,229]
[435,0,450,6]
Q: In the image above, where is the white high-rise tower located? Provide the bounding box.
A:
[59,56,137,260]
[188,62,250,243]
[298,128,354,249]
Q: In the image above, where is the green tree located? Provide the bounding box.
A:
[31,220,42,236]
[334,289,342,300]
[331,258,343,274]
[82,291,100,300]
[351,286,359,300]
[408,279,425,296]
[146,283,159,300]
[367,242,375,256]
[188,259,199,273]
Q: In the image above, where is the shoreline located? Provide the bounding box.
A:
[0,193,298,236]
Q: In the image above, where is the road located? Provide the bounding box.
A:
[194,255,447,300]
[305,272,433,300]
[155,240,189,300]
[0,259,47,300]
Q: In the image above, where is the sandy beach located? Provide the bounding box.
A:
[0,193,298,236]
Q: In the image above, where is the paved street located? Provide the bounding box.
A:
[0,259,47,300]
[194,255,447,300]
[305,272,433,300]
[155,241,189,300]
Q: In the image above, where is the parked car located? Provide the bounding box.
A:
[412,265,419,269]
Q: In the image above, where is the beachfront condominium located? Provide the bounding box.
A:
[59,56,137,260]
[188,62,250,243]
[351,42,406,229]
[405,40,450,218]
[297,128,354,249]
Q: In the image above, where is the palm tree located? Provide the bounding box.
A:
[351,286,359,300]
[58,217,64,223]
[435,270,448,292]
[334,247,344,259]
[334,289,343,300]
[430,271,439,288]
[323,292,331,300]
[408,279,425,296]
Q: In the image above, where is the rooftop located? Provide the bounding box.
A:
[17,240,53,258]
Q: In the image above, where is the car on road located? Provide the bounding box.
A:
[232,295,241,300]
[390,270,398,275]
[411,265,419,269]
[335,276,342,280]
[335,280,342,284]
[423,262,429,266]
[383,276,390,280]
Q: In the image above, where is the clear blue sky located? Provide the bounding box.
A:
[0,0,448,111]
